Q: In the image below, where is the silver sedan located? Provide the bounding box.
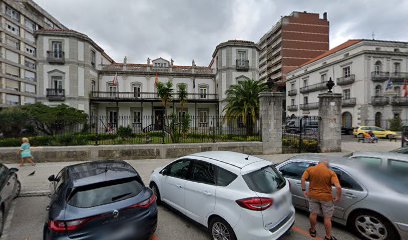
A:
[275,155,408,240]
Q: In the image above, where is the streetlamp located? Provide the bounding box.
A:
[326,77,335,93]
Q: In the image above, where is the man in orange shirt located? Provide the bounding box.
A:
[301,160,342,240]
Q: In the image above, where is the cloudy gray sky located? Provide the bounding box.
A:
[35,0,408,66]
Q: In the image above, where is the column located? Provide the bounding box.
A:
[318,93,342,152]
[259,92,284,154]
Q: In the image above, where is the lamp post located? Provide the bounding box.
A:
[326,77,335,93]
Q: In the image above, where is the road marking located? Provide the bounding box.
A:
[292,226,322,240]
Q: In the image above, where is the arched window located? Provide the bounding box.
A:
[375,85,382,96]
[342,112,352,128]
[374,61,382,75]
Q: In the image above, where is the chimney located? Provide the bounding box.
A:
[323,12,328,20]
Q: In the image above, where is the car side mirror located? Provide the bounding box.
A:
[9,168,19,174]
[48,174,56,182]
[160,168,169,176]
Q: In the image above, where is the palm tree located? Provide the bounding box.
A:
[177,83,188,111]
[156,81,174,115]
[223,79,268,135]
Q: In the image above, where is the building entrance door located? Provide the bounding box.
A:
[154,108,165,130]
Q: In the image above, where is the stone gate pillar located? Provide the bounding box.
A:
[259,92,284,154]
[318,93,342,152]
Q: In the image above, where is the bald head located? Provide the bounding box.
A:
[320,160,329,167]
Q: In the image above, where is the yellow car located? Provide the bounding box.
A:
[353,126,397,139]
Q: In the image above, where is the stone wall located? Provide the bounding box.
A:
[0,142,263,163]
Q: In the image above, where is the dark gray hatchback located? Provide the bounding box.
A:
[43,160,157,240]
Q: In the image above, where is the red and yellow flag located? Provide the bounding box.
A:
[154,72,159,87]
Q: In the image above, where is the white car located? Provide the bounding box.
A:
[149,151,295,240]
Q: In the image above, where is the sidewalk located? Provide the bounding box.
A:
[7,152,347,197]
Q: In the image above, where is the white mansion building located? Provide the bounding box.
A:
[34,27,259,128]
[286,39,408,129]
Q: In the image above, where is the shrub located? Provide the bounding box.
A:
[389,117,402,131]
[0,138,21,147]
[117,126,133,138]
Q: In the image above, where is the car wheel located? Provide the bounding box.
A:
[209,217,237,240]
[150,183,162,205]
[14,180,21,199]
[349,210,400,240]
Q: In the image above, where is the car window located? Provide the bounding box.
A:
[373,127,384,131]
[55,170,66,192]
[167,160,192,179]
[351,156,382,167]
[191,161,215,185]
[331,168,363,191]
[388,159,408,175]
[361,127,369,131]
[0,164,8,187]
[243,166,286,194]
[68,178,143,208]
[279,162,315,179]
[216,167,237,187]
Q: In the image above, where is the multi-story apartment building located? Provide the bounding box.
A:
[0,0,65,108]
[258,11,329,90]
[210,40,260,113]
[286,39,408,129]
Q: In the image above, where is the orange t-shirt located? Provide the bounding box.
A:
[363,132,371,138]
[302,163,340,202]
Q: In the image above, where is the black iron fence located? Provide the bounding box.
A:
[0,115,261,147]
[282,116,321,153]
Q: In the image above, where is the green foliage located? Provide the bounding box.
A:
[117,126,133,138]
[22,103,88,135]
[223,79,268,135]
[168,113,191,143]
[0,107,30,137]
[177,83,188,108]
[156,81,174,110]
[389,116,402,131]
[282,137,320,153]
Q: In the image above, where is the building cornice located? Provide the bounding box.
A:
[212,40,260,58]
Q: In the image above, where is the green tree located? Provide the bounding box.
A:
[389,115,402,131]
[156,81,174,115]
[223,79,268,135]
[0,107,29,137]
[177,83,188,111]
[22,103,88,135]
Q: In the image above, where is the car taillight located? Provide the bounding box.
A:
[49,217,94,232]
[128,194,156,209]
[236,197,273,211]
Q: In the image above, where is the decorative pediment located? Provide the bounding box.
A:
[152,57,170,67]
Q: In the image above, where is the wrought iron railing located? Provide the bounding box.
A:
[300,82,328,94]
[391,96,408,106]
[47,51,65,64]
[90,91,218,101]
[287,105,298,111]
[342,98,356,107]
[288,89,297,96]
[236,60,249,71]
[337,74,355,85]
[371,96,389,106]
[46,88,65,101]
[300,102,319,110]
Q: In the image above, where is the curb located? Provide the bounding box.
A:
[20,190,50,197]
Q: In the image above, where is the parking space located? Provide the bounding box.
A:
[2,196,357,240]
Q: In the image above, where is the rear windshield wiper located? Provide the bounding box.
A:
[111,192,132,201]
[278,180,286,189]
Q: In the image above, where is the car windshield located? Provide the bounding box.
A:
[68,178,143,208]
[243,166,286,194]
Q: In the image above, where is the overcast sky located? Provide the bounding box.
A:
[35,0,408,66]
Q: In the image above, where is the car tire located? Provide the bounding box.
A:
[209,217,237,240]
[14,180,21,199]
[150,183,162,205]
[349,210,400,240]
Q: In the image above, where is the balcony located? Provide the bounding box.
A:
[342,98,356,107]
[47,51,65,64]
[236,60,249,71]
[300,102,319,111]
[300,82,328,94]
[371,71,408,83]
[287,105,298,112]
[90,91,218,103]
[337,74,355,86]
[371,96,389,106]
[391,96,408,106]
[288,89,297,96]
[46,88,65,101]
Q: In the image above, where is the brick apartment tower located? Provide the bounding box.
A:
[258,11,329,91]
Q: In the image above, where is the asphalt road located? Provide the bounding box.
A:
[2,196,358,240]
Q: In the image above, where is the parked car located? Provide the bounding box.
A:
[149,151,295,240]
[346,152,408,170]
[0,164,21,236]
[275,155,408,240]
[44,160,157,240]
[390,147,408,154]
[353,126,396,139]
